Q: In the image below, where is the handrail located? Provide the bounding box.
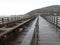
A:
[41,15,60,28]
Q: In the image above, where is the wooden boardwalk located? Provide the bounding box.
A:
[38,16,60,45]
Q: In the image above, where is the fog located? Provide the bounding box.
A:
[0,0,60,16]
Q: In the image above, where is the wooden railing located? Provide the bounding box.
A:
[41,15,60,28]
[0,15,37,28]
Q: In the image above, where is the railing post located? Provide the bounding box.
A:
[2,18,4,24]
[55,16,58,30]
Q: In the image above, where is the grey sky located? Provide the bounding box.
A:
[0,0,60,16]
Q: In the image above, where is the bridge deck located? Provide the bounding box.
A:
[38,16,60,45]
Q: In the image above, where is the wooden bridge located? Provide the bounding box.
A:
[0,15,60,45]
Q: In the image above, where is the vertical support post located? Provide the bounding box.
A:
[56,16,58,30]
[2,18,4,24]
[53,16,55,23]
[6,17,9,27]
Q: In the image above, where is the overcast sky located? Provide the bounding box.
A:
[0,0,60,16]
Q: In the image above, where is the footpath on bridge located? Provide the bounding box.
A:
[38,16,60,45]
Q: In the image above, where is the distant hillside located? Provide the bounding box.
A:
[26,5,60,15]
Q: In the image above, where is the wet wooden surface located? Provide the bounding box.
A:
[38,16,60,45]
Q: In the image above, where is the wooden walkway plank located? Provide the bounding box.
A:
[38,16,60,45]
